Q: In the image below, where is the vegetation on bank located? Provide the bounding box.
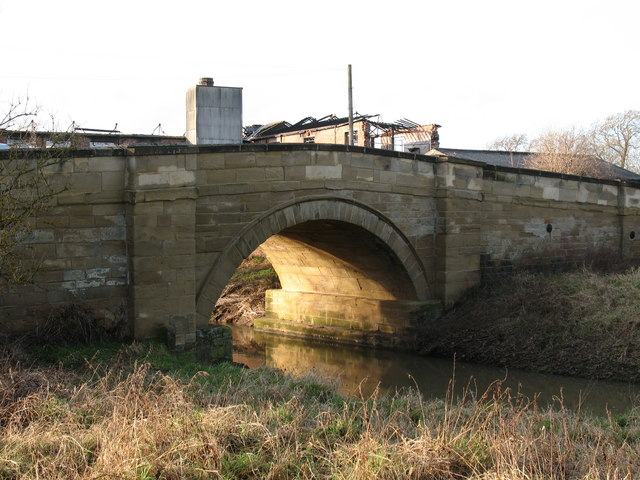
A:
[1,337,640,479]
[420,267,640,383]
[212,249,280,325]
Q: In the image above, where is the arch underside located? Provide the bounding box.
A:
[261,221,417,301]
[197,197,437,344]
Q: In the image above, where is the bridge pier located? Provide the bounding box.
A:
[125,155,199,348]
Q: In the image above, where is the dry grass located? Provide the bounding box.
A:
[212,249,280,326]
[421,267,640,382]
[1,341,639,479]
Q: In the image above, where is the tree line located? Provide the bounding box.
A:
[488,110,640,177]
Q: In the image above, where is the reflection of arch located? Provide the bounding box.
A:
[196,196,430,324]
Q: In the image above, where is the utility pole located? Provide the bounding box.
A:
[348,64,354,146]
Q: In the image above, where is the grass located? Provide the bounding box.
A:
[420,266,640,383]
[1,339,640,479]
[231,266,279,284]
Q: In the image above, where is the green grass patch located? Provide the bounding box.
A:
[231,266,278,284]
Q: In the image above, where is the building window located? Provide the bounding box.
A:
[344,130,358,145]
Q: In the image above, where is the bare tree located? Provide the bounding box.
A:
[0,98,72,287]
[528,128,611,178]
[487,133,529,152]
[588,110,640,172]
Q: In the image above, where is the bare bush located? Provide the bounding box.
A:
[490,110,640,177]
[487,133,529,152]
[528,128,612,178]
[589,110,640,171]
[0,98,74,287]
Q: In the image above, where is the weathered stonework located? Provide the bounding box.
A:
[2,144,640,349]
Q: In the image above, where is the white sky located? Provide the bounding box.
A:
[2,0,639,149]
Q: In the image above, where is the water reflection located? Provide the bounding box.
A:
[231,325,640,415]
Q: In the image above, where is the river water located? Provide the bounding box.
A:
[230,325,640,416]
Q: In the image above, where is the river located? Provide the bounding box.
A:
[230,325,640,416]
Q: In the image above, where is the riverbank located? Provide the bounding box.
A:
[215,253,640,383]
[1,339,639,479]
[420,267,640,383]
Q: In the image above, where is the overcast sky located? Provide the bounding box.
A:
[2,0,639,149]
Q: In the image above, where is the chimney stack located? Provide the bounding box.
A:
[186,76,242,145]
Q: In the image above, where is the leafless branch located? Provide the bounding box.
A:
[0,99,73,288]
[487,133,529,152]
[588,110,640,171]
[528,128,612,178]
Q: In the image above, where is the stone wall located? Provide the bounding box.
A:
[0,151,129,333]
[479,166,640,276]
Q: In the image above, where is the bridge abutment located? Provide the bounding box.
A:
[256,289,441,346]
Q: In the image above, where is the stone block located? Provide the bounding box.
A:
[264,167,285,181]
[56,243,96,258]
[37,216,70,228]
[315,151,340,166]
[281,151,313,166]
[89,156,124,172]
[356,168,374,182]
[73,158,89,173]
[71,172,103,193]
[234,167,266,182]
[284,166,306,180]
[57,193,86,205]
[255,152,283,167]
[148,155,186,172]
[197,153,225,169]
[225,152,256,168]
[59,228,101,243]
[305,165,343,180]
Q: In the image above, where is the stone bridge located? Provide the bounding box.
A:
[2,144,640,347]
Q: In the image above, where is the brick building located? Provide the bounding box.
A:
[244,114,440,151]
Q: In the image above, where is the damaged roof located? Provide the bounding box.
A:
[245,114,374,141]
[244,114,438,142]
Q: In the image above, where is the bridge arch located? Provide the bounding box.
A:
[196,196,430,327]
